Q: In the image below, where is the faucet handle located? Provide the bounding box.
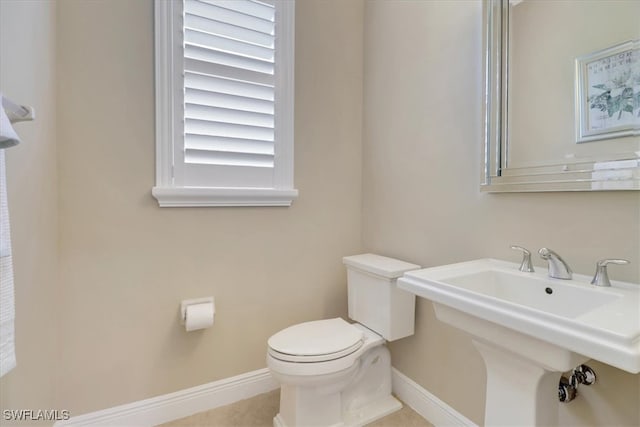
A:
[590,259,629,287]
[510,245,534,272]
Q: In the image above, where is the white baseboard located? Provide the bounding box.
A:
[391,368,478,427]
[55,366,475,427]
[54,368,279,427]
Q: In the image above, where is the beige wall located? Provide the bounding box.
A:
[0,0,58,420]
[3,0,639,425]
[53,0,363,415]
[363,1,640,426]
[1,0,363,418]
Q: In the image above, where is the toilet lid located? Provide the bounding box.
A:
[268,318,364,361]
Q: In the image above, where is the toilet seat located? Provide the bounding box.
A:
[268,341,363,363]
[268,318,364,363]
[267,319,385,377]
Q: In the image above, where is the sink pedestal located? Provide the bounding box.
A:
[474,340,562,426]
[434,303,589,427]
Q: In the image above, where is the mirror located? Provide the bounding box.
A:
[482,0,640,192]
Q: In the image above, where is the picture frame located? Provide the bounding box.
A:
[575,39,639,143]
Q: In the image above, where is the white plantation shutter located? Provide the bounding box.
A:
[183,0,275,172]
[153,0,297,207]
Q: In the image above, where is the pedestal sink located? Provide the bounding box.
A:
[397,259,640,426]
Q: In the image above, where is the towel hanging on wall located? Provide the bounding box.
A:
[0,93,24,377]
[0,149,16,377]
[0,93,33,377]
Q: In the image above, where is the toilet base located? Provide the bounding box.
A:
[273,395,401,427]
[271,344,401,427]
[343,394,402,426]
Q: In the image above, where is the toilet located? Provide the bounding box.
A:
[266,254,420,427]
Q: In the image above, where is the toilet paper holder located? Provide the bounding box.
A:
[180,297,215,325]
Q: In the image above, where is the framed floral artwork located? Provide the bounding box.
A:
[575,40,639,143]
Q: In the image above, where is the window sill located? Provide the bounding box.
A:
[151,187,298,207]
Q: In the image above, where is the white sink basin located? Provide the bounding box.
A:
[398,258,640,373]
[443,268,620,318]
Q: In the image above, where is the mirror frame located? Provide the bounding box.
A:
[481,0,640,192]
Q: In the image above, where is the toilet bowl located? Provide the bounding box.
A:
[266,254,420,427]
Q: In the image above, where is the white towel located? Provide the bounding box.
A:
[0,94,21,149]
[0,149,16,377]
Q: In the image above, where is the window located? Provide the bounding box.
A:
[153,0,297,207]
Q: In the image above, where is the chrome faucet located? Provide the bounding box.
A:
[538,248,572,280]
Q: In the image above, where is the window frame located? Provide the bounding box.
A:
[152,0,297,207]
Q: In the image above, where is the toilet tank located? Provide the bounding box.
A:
[343,254,420,341]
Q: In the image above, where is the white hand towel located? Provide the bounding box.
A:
[0,94,21,149]
[0,149,16,377]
